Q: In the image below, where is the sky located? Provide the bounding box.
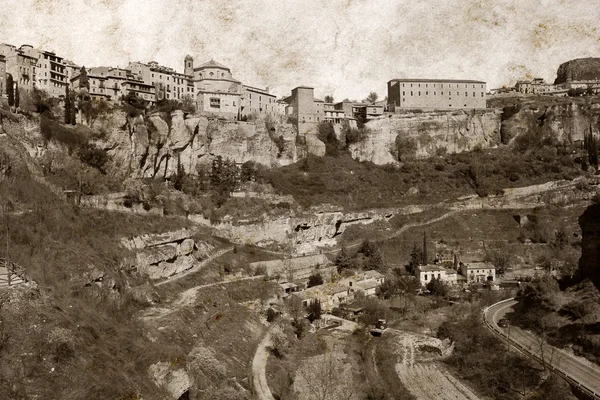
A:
[1,0,599,100]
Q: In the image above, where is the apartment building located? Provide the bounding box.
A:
[240,85,277,118]
[0,44,37,92]
[388,78,487,110]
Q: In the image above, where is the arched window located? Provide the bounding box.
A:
[209,72,214,77]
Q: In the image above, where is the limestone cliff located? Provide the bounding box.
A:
[349,109,501,164]
[97,110,301,178]
[500,100,600,145]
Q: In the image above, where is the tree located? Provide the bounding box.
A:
[324,95,334,103]
[307,299,321,322]
[422,231,428,265]
[79,66,90,90]
[485,248,511,275]
[365,92,378,104]
[426,277,448,297]
[6,74,14,107]
[335,246,351,273]
[405,243,423,275]
[64,86,71,124]
[307,273,324,288]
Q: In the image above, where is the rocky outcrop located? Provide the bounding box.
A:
[149,361,190,400]
[188,178,596,253]
[121,229,216,280]
[98,110,299,178]
[555,58,600,84]
[500,100,600,145]
[579,203,600,289]
[350,109,501,164]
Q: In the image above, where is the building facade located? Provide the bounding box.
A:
[459,262,495,283]
[388,79,487,110]
[415,264,458,286]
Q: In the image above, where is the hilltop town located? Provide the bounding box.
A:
[1,37,600,400]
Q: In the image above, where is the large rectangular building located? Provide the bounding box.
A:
[388,79,487,110]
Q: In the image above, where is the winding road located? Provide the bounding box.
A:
[484,299,600,399]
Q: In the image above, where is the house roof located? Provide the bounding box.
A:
[416,264,447,272]
[195,59,230,71]
[463,262,495,270]
[356,280,380,291]
[295,283,349,300]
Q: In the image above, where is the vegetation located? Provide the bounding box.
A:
[307,273,324,288]
[6,74,14,107]
[258,142,582,209]
[438,305,576,399]
[335,239,386,272]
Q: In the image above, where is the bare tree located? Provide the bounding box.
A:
[294,350,362,400]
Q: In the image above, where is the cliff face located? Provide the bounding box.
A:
[500,101,600,145]
[555,58,600,84]
[98,110,300,178]
[349,109,501,164]
[579,204,600,289]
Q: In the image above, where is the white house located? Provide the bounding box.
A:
[415,265,457,286]
[460,262,496,283]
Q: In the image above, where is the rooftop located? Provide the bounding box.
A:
[463,262,495,270]
[416,264,448,272]
[195,59,230,71]
[389,78,486,84]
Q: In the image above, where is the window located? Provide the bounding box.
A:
[473,92,476,97]
[418,84,420,87]
[209,72,214,77]
[481,92,484,97]
[434,92,436,95]
[438,274,441,279]
[465,92,468,97]
[426,84,428,87]
[457,92,459,96]
[209,97,220,108]
[418,91,421,96]
[411,91,413,96]
[424,274,428,281]
[426,91,428,95]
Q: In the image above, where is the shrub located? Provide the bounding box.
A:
[307,273,324,288]
[78,143,110,173]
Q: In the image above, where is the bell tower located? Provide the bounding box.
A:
[184,55,194,77]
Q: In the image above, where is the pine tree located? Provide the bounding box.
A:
[6,74,14,107]
[422,231,428,265]
[79,66,89,90]
[64,86,71,124]
[406,243,423,275]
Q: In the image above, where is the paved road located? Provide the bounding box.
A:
[485,299,600,398]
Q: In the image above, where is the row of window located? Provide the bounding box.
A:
[402,83,484,89]
[404,90,483,97]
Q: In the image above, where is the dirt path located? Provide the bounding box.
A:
[391,331,481,400]
[252,330,275,400]
[141,274,266,321]
[156,246,234,287]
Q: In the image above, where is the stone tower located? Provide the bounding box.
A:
[184,55,194,77]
